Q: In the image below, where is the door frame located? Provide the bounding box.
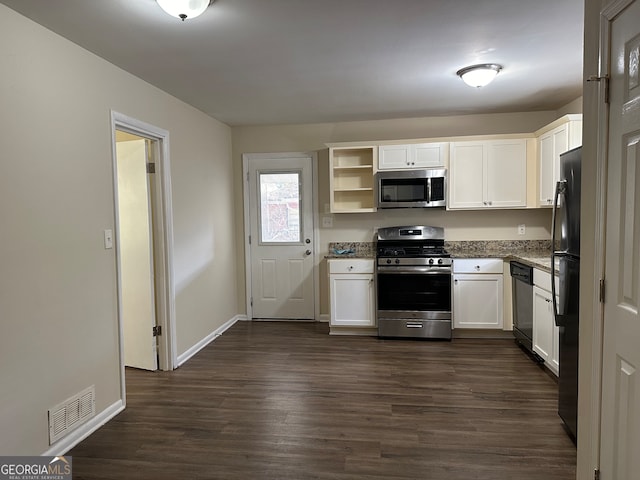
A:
[110,111,177,395]
[583,0,634,473]
[242,152,320,320]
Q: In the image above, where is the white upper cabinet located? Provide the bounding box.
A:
[536,115,582,207]
[486,140,528,208]
[448,138,528,209]
[378,142,448,170]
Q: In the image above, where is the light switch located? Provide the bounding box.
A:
[322,216,333,228]
[104,229,113,249]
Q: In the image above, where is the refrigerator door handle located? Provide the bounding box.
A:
[551,180,567,317]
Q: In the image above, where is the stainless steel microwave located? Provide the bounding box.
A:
[376,168,447,209]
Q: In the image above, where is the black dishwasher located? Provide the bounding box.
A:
[510,261,534,354]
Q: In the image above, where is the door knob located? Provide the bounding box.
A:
[305,238,311,244]
[305,250,312,256]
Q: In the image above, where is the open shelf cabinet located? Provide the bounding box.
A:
[329,146,376,213]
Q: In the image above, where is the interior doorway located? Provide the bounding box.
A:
[115,133,159,370]
[110,112,176,390]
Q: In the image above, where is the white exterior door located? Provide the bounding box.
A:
[600,1,640,478]
[245,154,315,319]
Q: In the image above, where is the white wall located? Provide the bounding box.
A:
[0,5,237,454]
[232,109,581,315]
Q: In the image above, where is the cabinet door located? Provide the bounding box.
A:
[378,144,412,169]
[485,139,527,208]
[538,121,579,207]
[532,285,560,376]
[533,286,553,363]
[378,143,447,169]
[413,142,448,168]
[453,274,503,328]
[330,274,375,327]
[448,142,485,209]
[538,132,555,206]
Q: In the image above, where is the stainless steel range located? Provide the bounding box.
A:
[376,225,452,339]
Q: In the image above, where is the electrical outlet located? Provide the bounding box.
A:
[322,216,333,228]
[518,224,526,235]
[324,203,331,214]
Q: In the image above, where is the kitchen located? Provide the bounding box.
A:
[3,1,636,478]
[234,105,581,321]
[238,108,583,441]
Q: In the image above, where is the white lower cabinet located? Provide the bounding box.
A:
[328,259,375,328]
[453,259,504,329]
[532,269,560,375]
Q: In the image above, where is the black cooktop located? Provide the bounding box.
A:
[377,244,449,258]
[376,225,448,258]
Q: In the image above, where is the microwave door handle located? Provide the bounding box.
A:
[426,177,431,204]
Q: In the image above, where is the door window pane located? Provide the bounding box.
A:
[259,172,301,243]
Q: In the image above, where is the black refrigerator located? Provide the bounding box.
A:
[551,146,581,442]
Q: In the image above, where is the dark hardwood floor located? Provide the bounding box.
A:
[69,321,576,479]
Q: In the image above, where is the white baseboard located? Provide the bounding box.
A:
[317,314,329,323]
[42,399,124,456]
[176,314,242,367]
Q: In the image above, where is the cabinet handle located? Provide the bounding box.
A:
[454,279,458,284]
[475,265,481,271]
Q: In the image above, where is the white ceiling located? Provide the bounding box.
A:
[0,0,584,126]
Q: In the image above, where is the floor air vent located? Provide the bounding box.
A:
[48,385,96,444]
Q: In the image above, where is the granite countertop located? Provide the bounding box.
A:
[325,240,556,273]
[326,242,375,259]
[446,240,555,273]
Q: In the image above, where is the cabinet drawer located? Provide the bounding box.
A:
[533,268,559,293]
[453,258,503,274]
[328,259,374,274]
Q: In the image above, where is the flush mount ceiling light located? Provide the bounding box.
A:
[456,64,503,88]
[157,0,211,21]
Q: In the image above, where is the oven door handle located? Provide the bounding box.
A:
[376,266,452,274]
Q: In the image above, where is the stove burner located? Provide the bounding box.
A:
[377,245,449,258]
[382,248,405,256]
